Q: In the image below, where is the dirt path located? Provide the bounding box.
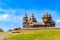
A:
[0,32,11,40]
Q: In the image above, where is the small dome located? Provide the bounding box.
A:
[43,12,51,17]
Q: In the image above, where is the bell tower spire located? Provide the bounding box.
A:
[24,11,27,18]
[23,12,28,28]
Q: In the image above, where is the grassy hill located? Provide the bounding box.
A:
[4,29,60,40]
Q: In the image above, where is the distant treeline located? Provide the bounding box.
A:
[0,28,4,32]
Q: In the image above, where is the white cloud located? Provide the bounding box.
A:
[8,16,22,23]
[56,20,60,23]
[0,8,23,27]
[0,14,8,20]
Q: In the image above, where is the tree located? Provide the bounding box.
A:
[7,29,12,32]
[0,28,4,32]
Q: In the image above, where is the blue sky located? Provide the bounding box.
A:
[0,0,60,31]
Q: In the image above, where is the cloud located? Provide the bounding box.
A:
[0,14,8,20]
[56,20,60,23]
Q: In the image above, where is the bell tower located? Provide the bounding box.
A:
[23,12,28,28]
[28,13,37,27]
[29,13,37,23]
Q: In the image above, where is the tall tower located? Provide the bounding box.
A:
[23,12,28,28]
[42,12,55,27]
[29,13,37,23]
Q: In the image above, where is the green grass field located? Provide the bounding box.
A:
[4,29,60,40]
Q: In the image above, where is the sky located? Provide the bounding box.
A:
[0,0,60,31]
